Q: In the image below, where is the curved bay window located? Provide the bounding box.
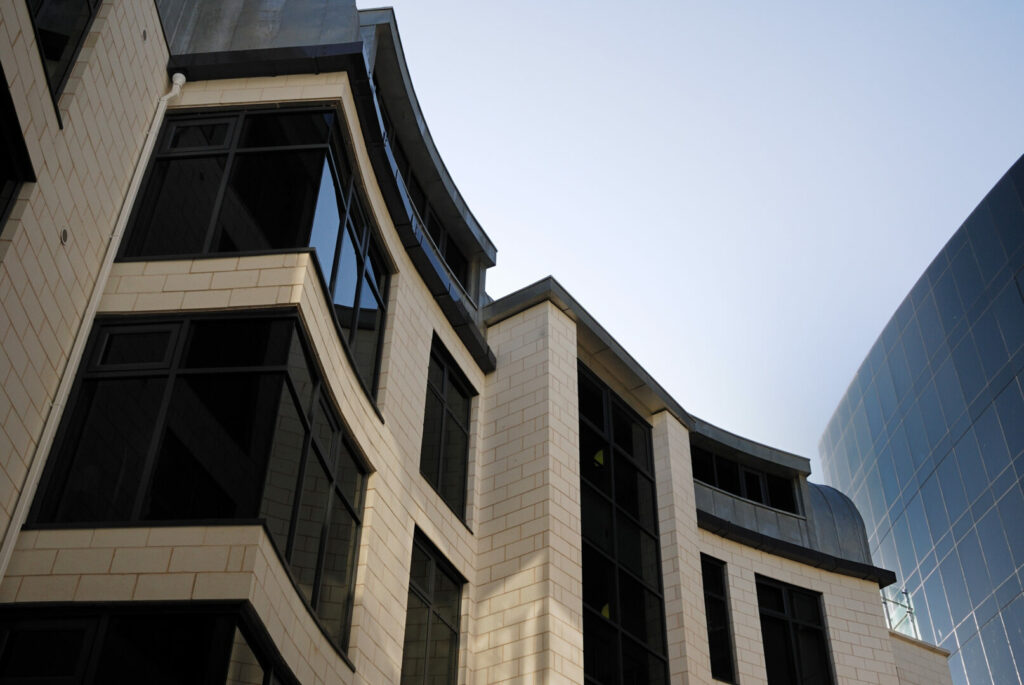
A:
[578,364,669,685]
[119,108,390,396]
[30,313,366,653]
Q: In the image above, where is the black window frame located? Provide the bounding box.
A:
[28,310,368,658]
[700,554,736,683]
[118,105,392,400]
[0,60,35,231]
[418,337,476,519]
[0,603,301,685]
[372,76,472,293]
[690,443,801,514]
[25,0,102,123]
[578,363,669,685]
[399,531,465,685]
[755,575,836,685]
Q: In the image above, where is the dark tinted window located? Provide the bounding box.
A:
[27,0,101,98]
[701,555,736,682]
[0,62,35,231]
[690,440,800,514]
[121,108,389,397]
[756,576,834,685]
[419,340,474,517]
[400,534,464,685]
[32,314,366,653]
[578,363,668,684]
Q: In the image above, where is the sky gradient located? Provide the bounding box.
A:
[369,1,1024,478]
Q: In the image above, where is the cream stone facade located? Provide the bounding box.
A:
[0,1,953,684]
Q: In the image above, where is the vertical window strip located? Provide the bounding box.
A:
[700,554,736,683]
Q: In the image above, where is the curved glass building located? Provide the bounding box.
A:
[820,154,1024,684]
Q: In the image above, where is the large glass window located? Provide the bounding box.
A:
[26,0,101,99]
[120,108,390,395]
[578,364,668,685]
[756,576,834,685]
[0,604,300,684]
[400,533,464,685]
[419,339,474,517]
[691,443,799,514]
[30,313,366,652]
[701,554,736,683]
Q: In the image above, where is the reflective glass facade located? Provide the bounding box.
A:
[820,155,1024,684]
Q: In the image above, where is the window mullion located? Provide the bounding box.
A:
[128,367,179,521]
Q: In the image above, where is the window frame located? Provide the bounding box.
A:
[418,338,476,519]
[578,363,670,685]
[28,310,368,658]
[700,554,737,683]
[691,443,801,515]
[117,105,393,400]
[24,0,103,122]
[755,575,836,685]
[399,532,466,685]
[0,603,302,685]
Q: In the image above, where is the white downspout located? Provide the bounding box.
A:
[0,72,187,577]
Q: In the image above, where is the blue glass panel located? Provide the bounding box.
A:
[958,530,993,606]
[903,406,930,469]
[902,318,929,384]
[905,493,932,554]
[934,269,965,335]
[893,514,917,577]
[952,335,987,404]
[941,550,972,624]
[876,363,898,418]
[948,652,968,685]
[997,486,1024,568]
[863,385,883,442]
[890,426,915,490]
[920,475,949,544]
[974,405,1010,481]
[951,243,985,310]
[878,447,901,507]
[974,311,1009,381]
[955,429,988,505]
[934,356,966,426]
[935,454,968,525]
[911,585,934,644]
[994,379,1024,460]
[960,633,990,684]
[888,347,913,403]
[979,617,1017,685]
[917,294,946,361]
[992,284,1024,357]
[852,405,871,458]
[917,380,947,450]
[965,204,1006,285]
[923,569,953,643]
[1002,594,1024,679]
[976,508,1015,588]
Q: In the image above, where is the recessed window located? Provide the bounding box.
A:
[31,313,366,652]
[578,364,668,685]
[700,554,736,683]
[419,339,475,517]
[756,576,834,685]
[27,0,101,99]
[120,108,389,396]
[400,533,464,685]
[691,444,800,514]
[0,605,300,684]
[0,61,35,230]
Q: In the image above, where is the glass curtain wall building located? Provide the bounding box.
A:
[820,155,1024,684]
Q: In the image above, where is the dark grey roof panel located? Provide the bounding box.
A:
[807,483,872,564]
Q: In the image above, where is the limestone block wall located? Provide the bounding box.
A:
[889,631,953,685]
[476,301,583,684]
[0,0,169,562]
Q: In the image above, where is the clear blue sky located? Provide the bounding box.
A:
[371,1,1024,479]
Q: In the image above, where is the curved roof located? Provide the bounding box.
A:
[807,483,872,564]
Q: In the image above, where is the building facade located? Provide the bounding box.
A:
[0,1,950,683]
[821,156,1024,684]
